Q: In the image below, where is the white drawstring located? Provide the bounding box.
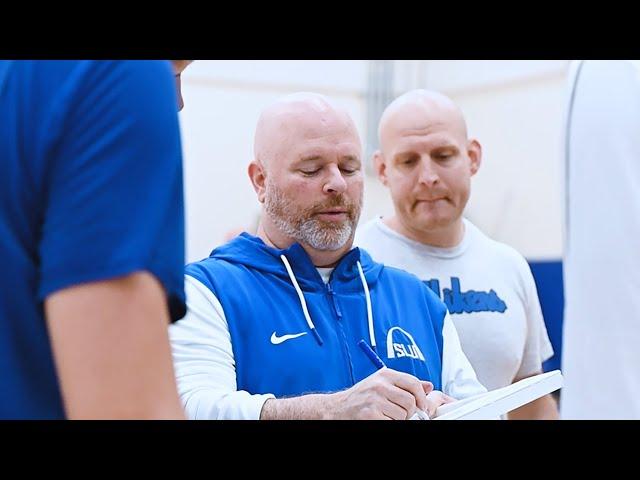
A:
[356,260,376,351]
[280,254,323,345]
[280,254,375,350]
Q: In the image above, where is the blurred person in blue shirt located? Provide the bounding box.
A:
[0,60,190,419]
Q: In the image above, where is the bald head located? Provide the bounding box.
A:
[378,90,468,155]
[254,92,360,169]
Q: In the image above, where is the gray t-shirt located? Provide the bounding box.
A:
[355,217,553,391]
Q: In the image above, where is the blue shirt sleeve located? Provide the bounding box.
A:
[37,60,186,321]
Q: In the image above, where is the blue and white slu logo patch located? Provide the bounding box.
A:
[386,326,425,361]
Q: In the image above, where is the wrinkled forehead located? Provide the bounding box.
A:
[388,123,464,155]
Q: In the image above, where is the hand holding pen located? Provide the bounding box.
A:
[358,339,433,420]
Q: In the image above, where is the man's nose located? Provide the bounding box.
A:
[323,165,348,194]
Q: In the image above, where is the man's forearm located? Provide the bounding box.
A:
[260,393,341,420]
[46,272,185,419]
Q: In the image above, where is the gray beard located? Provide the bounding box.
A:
[264,182,360,251]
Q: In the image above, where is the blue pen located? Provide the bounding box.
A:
[357,339,386,369]
[358,339,431,420]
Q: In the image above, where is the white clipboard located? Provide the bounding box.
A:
[432,370,563,420]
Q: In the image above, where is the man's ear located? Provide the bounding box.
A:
[468,139,482,176]
[373,150,389,186]
[248,160,267,203]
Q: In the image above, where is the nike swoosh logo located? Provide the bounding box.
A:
[270,331,308,345]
